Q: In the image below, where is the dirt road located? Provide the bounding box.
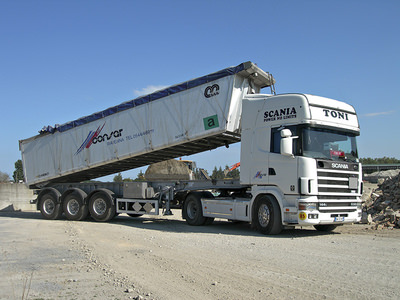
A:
[0,210,399,300]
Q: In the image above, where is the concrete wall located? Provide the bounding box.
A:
[0,183,36,211]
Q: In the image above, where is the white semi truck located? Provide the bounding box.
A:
[19,62,362,234]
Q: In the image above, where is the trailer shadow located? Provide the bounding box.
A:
[0,211,339,238]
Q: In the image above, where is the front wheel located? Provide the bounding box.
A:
[252,195,283,235]
[88,191,116,222]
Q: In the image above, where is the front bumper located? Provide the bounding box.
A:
[297,209,361,225]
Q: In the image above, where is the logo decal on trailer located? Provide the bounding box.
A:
[75,123,105,155]
[75,122,125,155]
[204,84,220,98]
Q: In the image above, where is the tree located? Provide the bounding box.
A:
[210,165,240,180]
[13,159,24,182]
[211,166,224,180]
[225,167,240,179]
[0,171,10,182]
[113,173,123,182]
[360,157,400,164]
[114,172,135,182]
[134,170,146,181]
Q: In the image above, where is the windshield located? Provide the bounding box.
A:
[302,127,358,162]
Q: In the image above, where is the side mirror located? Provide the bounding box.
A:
[280,129,298,157]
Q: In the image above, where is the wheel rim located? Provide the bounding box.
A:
[67,198,80,216]
[93,197,107,215]
[258,203,271,227]
[43,198,55,215]
[187,200,198,219]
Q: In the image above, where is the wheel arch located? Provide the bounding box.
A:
[250,188,284,222]
[60,188,87,205]
[87,188,115,205]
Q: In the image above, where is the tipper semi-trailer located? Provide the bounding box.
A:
[19,61,362,234]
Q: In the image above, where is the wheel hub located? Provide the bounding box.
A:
[43,199,55,215]
[67,199,80,216]
[187,201,198,219]
[93,198,107,215]
[258,203,271,227]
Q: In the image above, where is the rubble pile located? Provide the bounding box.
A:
[363,169,400,183]
[363,172,400,229]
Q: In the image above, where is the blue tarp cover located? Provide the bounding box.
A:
[40,62,249,134]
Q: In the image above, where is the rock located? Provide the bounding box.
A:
[367,214,373,224]
[363,173,400,229]
[360,212,372,224]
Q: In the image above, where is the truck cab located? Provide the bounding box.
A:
[239,93,362,232]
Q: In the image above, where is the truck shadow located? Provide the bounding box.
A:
[112,215,339,238]
[0,211,339,238]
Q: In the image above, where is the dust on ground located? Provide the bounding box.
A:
[0,210,399,300]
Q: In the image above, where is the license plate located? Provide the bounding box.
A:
[334,217,344,222]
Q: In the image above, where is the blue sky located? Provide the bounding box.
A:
[1,0,399,180]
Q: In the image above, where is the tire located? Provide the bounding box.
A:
[88,191,116,222]
[252,195,283,235]
[63,191,88,221]
[39,192,63,220]
[314,224,337,232]
[183,193,207,226]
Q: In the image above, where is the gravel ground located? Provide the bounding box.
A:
[0,210,399,300]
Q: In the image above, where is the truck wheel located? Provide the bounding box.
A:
[39,192,63,220]
[63,191,88,221]
[252,195,283,235]
[184,193,207,226]
[88,191,116,222]
[314,224,337,232]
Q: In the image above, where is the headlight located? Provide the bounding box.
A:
[298,202,317,211]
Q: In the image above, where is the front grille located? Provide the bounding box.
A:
[317,170,359,194]
[317,161,360,213]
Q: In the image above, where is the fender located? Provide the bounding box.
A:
[60,188,87,205]
[87,188,115,205]
[250,185,285,221]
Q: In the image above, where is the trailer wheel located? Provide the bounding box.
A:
[88,191,116,222]
[63,191,88,221]
[184,193,207,226]
[252,195,283,235]
[314,224,337,232]
[39,192,63,220]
